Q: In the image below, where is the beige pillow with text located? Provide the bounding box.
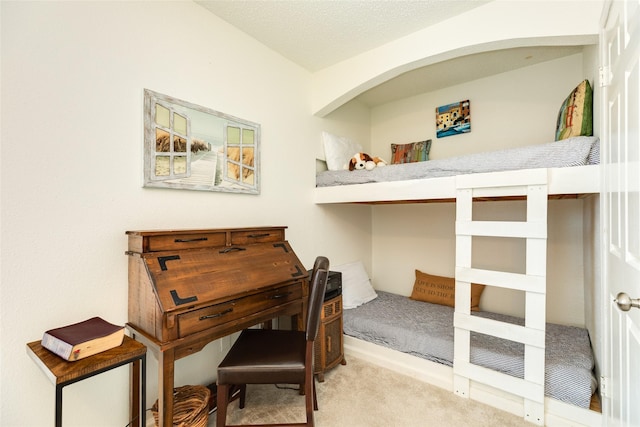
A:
[409,270,485,311]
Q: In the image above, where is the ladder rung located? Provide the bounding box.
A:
[456,220,547,238]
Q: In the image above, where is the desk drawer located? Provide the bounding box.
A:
[177,283,302,337]
[145,232,227,252]
[230,229,285,245]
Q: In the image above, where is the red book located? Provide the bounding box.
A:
[41,317,124,361]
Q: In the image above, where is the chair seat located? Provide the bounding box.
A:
[216,256,330,427]
[218,329,307,385]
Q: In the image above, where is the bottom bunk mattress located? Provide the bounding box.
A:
[343,291,596,408]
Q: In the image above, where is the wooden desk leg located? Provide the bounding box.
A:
[55,384,63,427]
[158,349,175,427]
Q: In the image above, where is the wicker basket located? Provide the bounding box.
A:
[152,385,210,427]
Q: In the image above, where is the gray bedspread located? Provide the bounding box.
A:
[343,291,596,408]
[317,136,600,187]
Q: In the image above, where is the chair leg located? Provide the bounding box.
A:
[312,377,318,411]
[305,378,315,427]
[239,384,246,409]
[217,383,229,427]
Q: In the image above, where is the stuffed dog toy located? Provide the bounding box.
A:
[348,152,388,171]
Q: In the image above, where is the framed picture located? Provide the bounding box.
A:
[143,89,260,194]
[436,100,470,138]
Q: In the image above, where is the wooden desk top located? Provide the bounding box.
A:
[27,335,146,385]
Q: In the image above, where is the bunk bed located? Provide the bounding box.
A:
[315,136,601,426]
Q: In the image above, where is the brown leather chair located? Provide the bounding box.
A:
[215,256,330,427]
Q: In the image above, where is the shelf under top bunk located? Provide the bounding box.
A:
[314,136,600,205]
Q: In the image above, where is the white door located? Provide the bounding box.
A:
[602,1,640,426]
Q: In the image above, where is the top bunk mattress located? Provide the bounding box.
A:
[317,136,599,187]
[315,137,600,204]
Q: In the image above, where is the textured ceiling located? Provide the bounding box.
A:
[196,0,492,72]
[195,1,588,108]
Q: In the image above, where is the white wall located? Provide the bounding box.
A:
[370,53,590,159]
[369,53,595,326]
[310,99,377,274]
[0,2,369,426]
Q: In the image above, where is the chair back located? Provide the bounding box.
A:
[305,256,330,342]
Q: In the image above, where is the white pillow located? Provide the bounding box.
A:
[322,131,363,171]
[332,261,378,309]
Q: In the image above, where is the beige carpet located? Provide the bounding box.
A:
[209,355,531,427]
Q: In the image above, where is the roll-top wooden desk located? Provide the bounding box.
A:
[125,227,308,427]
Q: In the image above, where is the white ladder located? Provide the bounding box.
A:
[453,169,548,425]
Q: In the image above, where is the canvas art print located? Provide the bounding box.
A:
[436,100,470,138]
[143,89,260,194]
